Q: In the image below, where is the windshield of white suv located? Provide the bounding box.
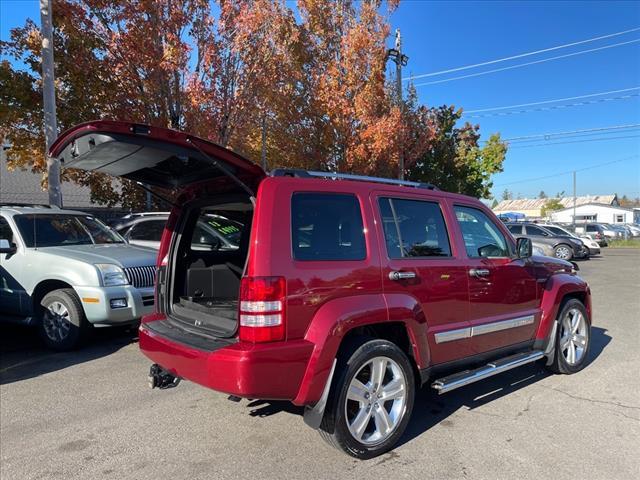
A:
[14,214,125,247]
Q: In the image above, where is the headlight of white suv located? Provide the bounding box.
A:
[96,264,129,287]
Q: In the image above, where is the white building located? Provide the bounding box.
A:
[550,203,637,224]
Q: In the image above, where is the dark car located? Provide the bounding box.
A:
[540,224,601,256]
[505,222,588,260]
[51,120,593,459]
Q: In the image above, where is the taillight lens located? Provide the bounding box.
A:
[239,276,286,343]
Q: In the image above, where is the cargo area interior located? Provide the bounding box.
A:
[170,195,253,337]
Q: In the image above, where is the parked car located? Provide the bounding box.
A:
[0,204,158,350]
[574,223,616,244]
[605,224,627,238]
[505,222,588,260]
[50,121,593,459]
[625,224,640,236]
[540,224,601,256]
[625,224,640,237]
[112,212,242,251]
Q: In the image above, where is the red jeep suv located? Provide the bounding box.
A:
[52,121,592,459]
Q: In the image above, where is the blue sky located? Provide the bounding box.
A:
[2,0,639,199]
[392,0,640,199]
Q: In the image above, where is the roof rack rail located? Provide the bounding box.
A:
[0,203,59,209]
[270,168,438,190]
[122,212,170,218]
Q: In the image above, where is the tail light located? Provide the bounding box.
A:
[239,276,286,343]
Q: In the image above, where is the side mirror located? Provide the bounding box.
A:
[516,237,532,258]
[0,239,17,254]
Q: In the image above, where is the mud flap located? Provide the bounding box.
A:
[303,359,336,429]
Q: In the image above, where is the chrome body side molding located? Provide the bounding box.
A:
[434,327,471,344]
[434,314,536,344]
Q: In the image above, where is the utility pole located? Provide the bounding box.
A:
[572,170,577,230]
[40,0,61,207]
[386,29,409,180]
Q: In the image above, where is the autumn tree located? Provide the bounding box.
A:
[407,105,507,198]
[2,0,503,207]
[1,0,304,208]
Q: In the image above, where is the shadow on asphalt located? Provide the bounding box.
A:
[240,326,612,449]
[0,323,138,385]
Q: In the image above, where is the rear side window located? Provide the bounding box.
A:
[129,220,166,241]
[378,198,451,258]
[525,225,549,236]
[291,193,366,261]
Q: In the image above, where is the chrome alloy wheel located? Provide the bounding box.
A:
[560,308,588,365]
[555,245,572,259]
[345,356,407,445]
[43,301,72,342]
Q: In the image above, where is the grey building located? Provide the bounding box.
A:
[0,146,126,220]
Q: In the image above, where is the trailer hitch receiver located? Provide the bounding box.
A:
[148,364,181,389]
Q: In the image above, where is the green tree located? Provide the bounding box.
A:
[502,189,513,201]
[541,198,564,217]
[491,198,498,208]
[538,190,547,199]
[406,106,507,198]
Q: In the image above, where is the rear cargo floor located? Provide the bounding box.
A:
[172,297,238,337]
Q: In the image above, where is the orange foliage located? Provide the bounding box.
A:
[1,0,434,207]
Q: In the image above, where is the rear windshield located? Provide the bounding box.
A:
[291,193,366,261]
[14,214,124,247]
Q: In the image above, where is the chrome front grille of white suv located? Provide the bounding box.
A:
[123,266,157,288]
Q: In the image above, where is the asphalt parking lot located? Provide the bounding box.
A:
[1,249,639,480]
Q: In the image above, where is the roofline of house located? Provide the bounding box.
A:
[550,203,636,214]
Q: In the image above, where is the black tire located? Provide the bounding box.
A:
[554,244,573,260]
[38,288,88,351]
[318,338,415,459]
[546,298,591,374]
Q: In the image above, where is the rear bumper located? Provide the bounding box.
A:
[139,316,314,402]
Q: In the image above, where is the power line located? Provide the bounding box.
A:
[507,134,640,149]
[494,123,640,143]
[413,38,640,87]
[464,92,640,119]
[494,155,640,187]
[406,26,640,81]
[464,86,640,113]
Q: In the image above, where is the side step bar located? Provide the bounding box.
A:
[431,350,545,394]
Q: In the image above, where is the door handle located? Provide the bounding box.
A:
[469,268,490,278]
[389,271,416,281]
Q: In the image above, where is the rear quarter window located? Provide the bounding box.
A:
[291,193,366,261]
